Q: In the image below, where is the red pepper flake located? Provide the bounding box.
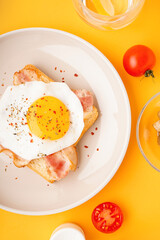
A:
[15,177,18,180]
[15,123,17,125]
[64,131,66,134]
[37,116,40,118]
[1,83,4,86]
[74,73,78,77]
[46,125,48,128]
[62,80,65,83]
[56,120,58,123]
[62,78,64,80]
[43,93,46,95]
[39,105,41,108]
[26,98,28,100]
[22,118,24,120]
[61,109,63,111]
[36,105,38,107]
[91,132,94,135]
[35,113,37,116]
[97,148,99,151]
[95,127,98,131]
[30,139,33,143]
[60,70,62,73]
[53,111,56,114]
[52,127,54,130]
[9,115,11,117]
[29,133,32,137]
[41,97,44,100]
[87,155,90,157]
[49,109,51,111]
[58,129,61,132]
[10,123,13,126]
[84,145,88,148]
[55,67,57,70]
[42,137,45,140]
[60,106,62,108]
[25,123,28,125]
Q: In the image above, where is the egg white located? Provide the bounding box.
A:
[0,81,84,161]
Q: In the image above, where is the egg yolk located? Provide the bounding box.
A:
[26,96,70,140]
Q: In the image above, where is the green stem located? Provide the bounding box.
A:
[144,69,155,78]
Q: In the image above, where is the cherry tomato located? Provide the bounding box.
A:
[91,202,123,233]
[123,45,156,77]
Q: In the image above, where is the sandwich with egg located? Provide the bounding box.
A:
[0,65,98,183]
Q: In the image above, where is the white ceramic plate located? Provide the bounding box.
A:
[0,28,131,215]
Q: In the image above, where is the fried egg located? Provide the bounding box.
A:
[0,81,84,161]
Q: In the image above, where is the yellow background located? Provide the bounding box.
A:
[0,0,160,239]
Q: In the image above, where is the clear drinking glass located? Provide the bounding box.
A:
[73,0,145,30]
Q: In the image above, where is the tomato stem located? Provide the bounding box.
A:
[144,69,155,78]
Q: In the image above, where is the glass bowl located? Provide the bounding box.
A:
[73,0,145,30]
[137,93,160,172]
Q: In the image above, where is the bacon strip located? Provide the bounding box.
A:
[74,89,93,112]
[45,151,70,179]
[14,69,39,84]
[45,146,77,180]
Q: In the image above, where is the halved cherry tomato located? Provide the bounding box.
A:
[123,45,156,77]
[92,202,123,233]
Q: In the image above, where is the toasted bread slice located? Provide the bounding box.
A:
[75,106,98,145]
[13,64,53,85]
[28,146,78,183]
[11,65,98,182]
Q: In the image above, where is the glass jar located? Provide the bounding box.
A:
[73,0,145,30]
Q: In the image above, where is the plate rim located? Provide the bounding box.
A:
[0,27,131,215]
